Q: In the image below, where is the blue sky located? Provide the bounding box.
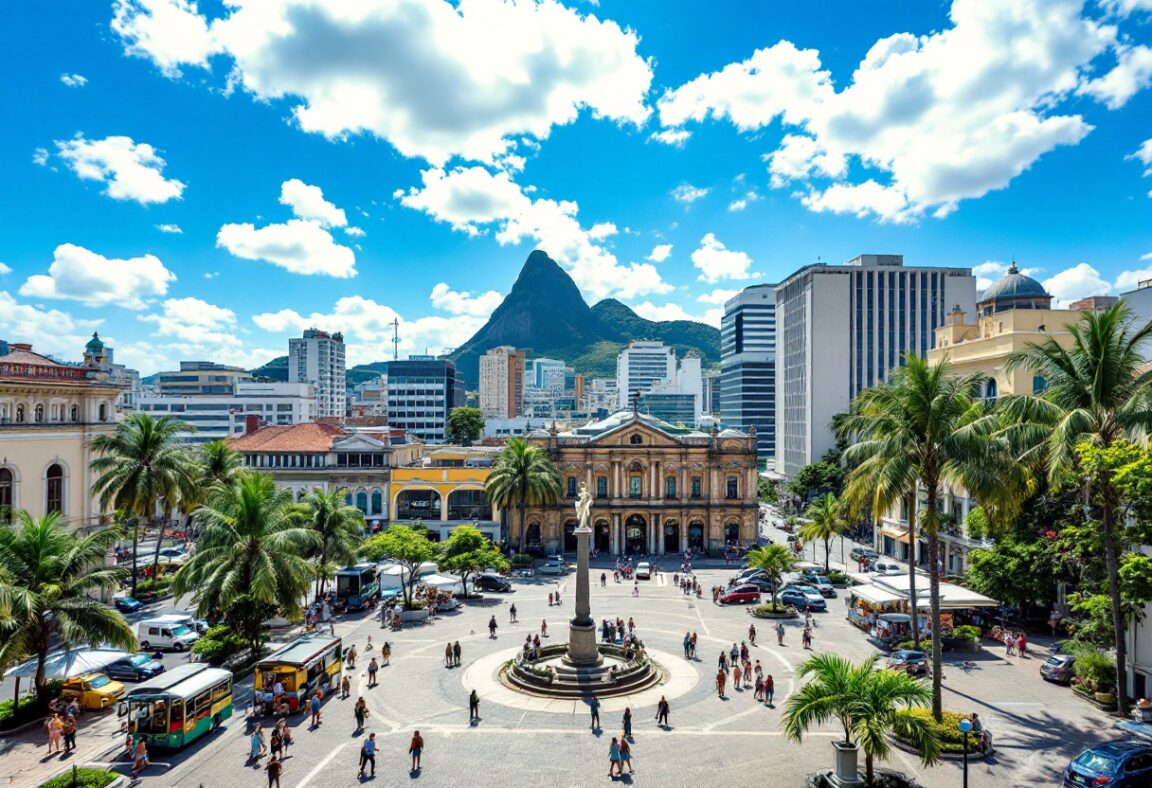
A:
[1,0,1150,375]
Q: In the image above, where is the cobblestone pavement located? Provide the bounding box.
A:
[58,559,1111,788]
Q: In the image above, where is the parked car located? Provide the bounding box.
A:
[636,562,652,580]
[114,596,144,613]
[741,576,776,593]
[104,653,165,682]
[719,585,762,605]
[538,561,569,576]
[473,573,512,592]
[780,586,827,611]
[886,650,928,676]
[872,561,905,576]
[1064,741,1152,787]
[779,589,817,609]
[1041,654,1077,684]
[157,547,187,560]
[797,574,838,598]
[61,672,125,710]
[850,547,879,562]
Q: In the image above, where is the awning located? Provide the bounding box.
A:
[872,573,999,608]
[880,526,912,544]
[850,584,905,606]
[5,647,131,680]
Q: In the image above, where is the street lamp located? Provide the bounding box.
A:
[957,718,972,788]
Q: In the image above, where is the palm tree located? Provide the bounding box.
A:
[800,493,848,571]
[998,303,1152,716]
[90,413,198,596]
[0,512,135,705]
[301,488,365,600]
[172,473,319,652]
[784,653,940,784]
[744,544,796,610]
[485,438,562,554]
[838,354,1011,721]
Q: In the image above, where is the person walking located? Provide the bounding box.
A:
[764,674,775,706]
[408,730,424,772]
[682,632,691,659]
[445,642,454,668]
[748,623,757,646]
[754,674,764,701]
[453,641,461,667]
[489,615,498,638]
[368,657,379,686]
[718,651,729,671]
[340,674,351,699]
[354,696,368,731]
[382,641,392,666]
[1017,632,1028,658]
[131,738,149,778]
[468,689,480,722]
[775,621,786,646]
[270,727,283,760]
[729,642,739,664]
[266,754,283,788]
[275,718,292,754]
[358,732,377,777]
[250,724,266,760]
[46,713,63,754]
[622,707,632,738]
[347,644,357,669]
[633,580,640,597]
[601,572,607,587]
[802,625,813,650]
[608,737,621,778]
[589,695,601,730]
[732,663,742,689]
[656,696,669,727]
[509,603,518,623]
[716,668,727,698]
[618,737,633,775]
[309,693,322,726]
[690,632,698,658]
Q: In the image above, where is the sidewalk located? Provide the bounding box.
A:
[0,707,127,787]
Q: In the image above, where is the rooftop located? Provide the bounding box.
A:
[227,421,348,453]
[978,262,1049,303]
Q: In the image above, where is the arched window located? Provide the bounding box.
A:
[99,403,108,421]
[70,405,78,422]
[46,464,63,515]
[726,476,738,499]
[370,489,383,516]
[34,404,44,422]
[0,467,12,521]
[566,476,578,497]
[355,491,369,514]
[15,405,24,423]
[629,434,643,445]
[1032,375,1048,395]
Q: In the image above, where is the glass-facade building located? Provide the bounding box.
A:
[720,284,776,461]
[383,356,465,443]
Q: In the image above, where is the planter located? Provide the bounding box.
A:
[833,741,864,785]
[399,609,429,623]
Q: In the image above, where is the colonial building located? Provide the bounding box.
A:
[0,336,122,531]
[523,410,759,556]
[390,446,503,543]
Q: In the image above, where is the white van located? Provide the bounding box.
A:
[137,618,200,651]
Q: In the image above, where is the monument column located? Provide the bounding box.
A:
[567,483,601,666]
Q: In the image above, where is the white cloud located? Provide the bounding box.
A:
[0,263,11,276]
[671,183,709,204]
[112,0,652,166]
[1115,267,1152,291]
[972,260,1042,291]
[19,243,176,309]
[344,226,366,238]
[398,165,672,299]
[1077,43,1152,109]
[217,219,356,278]
[588,222,617,241]
[697,288,739,305]
[0,292,103,360]
[60,73,88,87]
[203,271,219,279]
[659,0,1124,222]
[1042,262,1111,306]
[1142,251,1152,262]
[728,191,759,212]
[646,244,673,263]
[55,134,185,204]
[649,128,691,147]
[429,282,503,317]
[1129,138,1152,176]
[155,223,183,233]
[691,233,759,283]
[631,300,721,327]
[279,178,347,227]
[139,297,237,342]
[32,148,49,166]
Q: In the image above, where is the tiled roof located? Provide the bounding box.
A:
[3,347,65,367]
[227,421,346,453]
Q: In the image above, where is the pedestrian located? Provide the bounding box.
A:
[250,724,266,759]
[802,625,813,649]
[408,730,424,772]
[509,603,517,623]
[132,737,149,778]
[266,754,283,788]
[62,715,77,753]
[749,623,757,646]
[690,632,698,658]
[548,592,554,606]
[716,668,727,697]
[382,641,392,666]
[1017,632,1028,658]
[619,737,633,774]
[276,718,293,753]
[489,615,498,638]
[310,693,322,726]
[633,580,639,597]
[765,674,775,705]
[1004,632,1016,656]
[347,644,357,669]
[445,642,454,668]
[622,707,632,738]
[608,737,621,777]
[469,689,479,722]
[775,621,786,646]
[740,641,749,663]
[359,728,377,778]
[354,696,368,730]
[364,656,377,686]
[46,713,63,754]
[730,642,739,663]
[682,632,691,658]
[589,695,601,729]
[453,641,461,667]
[656,696,669,727]
[601,572,607,587]
[541,619,549,637]
[340,674,351,699]
[732,663,742,689]
[754,675,764,701]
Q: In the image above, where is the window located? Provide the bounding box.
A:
[726,476,738,499]
[629,434,642,445]
[596,476,608,498]
[691,476,702,499]
[15,405,24,423]
[983,378,998,401]
[567,476,578,497]
[70,405,78,422]
[1032,375,1048,395]
[46,464,63,514]
[0,468,11,520]
[629,476,641,498]
[665,477,677,498]
[34,404,44,422]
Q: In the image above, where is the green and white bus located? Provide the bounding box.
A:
[124,663,234,749]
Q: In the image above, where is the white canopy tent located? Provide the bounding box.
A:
[849,584,906,606]
[5,647,132,681]
[871,574,999,609]
[420,573,465,596]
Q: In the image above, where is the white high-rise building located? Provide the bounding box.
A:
[288,329,346,418]
[137,381,318,444]
[616,341,676,409]
[775,254,976,478]
[479,346,525,419]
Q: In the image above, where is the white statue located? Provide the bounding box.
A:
[575,481,593,530]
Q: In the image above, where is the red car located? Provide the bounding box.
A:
[719,585,762,605]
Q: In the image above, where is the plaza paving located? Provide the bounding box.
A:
[50,559,1114,788]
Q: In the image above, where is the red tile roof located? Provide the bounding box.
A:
[227,421,346,453]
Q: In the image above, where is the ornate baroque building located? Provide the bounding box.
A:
[523,411,759,556]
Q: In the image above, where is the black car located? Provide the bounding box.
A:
[104,653,165,682]
[473,573,512,593]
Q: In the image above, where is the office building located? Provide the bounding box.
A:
[383,356,464,443]
[616,341,676,408]
[701,369,720,416]
[479,346,525,419]
[581,378,618,417]
[526,358,566,390]
[137,381,318,444]
[288,329,346,418]
[155,360,250,397]
[720,284,776,460]
[775,254,976,478]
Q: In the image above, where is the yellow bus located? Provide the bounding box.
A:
[255,634,342,713]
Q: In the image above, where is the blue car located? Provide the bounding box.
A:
[1064,741,1152,786]
[779,589,816,609]
[114,597,143,613]
[104,653,164,682]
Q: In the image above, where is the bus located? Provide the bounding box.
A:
[255,634,342,713]
[123,665,233,749]
[335,563,380,610]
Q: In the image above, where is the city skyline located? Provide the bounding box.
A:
[2,0,1151,376]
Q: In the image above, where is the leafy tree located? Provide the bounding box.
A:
[199,440,243,485]
[963,506,988,541]
[438,525,509,595]
[301,488,366,601]
[757,476,778,505]
[446,407,485,446]
[361,525,436,609]
[90,413,198,597]
[744,544,796,610]
[0,512,134,706]
[783,653,940,785]
[967,536,1060,619]
[998,303,1152,720]
[485,438,562,553]
[785,453,844,507]
[839,354,1016,721]
[173,473,319,652]
[800,493,849,571]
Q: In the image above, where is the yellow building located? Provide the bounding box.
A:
[390,446,502,542]
[0,336,121,532]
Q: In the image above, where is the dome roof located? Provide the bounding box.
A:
[85,332,104,351]
[979,263,1048,303]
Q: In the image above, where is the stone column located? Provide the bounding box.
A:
[566,518,600,665]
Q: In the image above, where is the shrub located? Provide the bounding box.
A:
[896,708,981,754]
[951,625,981,642]
[825,570,849,585]
[39,768,119,788]
[510,554,533,567]
[191,625,247,666]
[752,603,798,619]
[0,695,39,729]
[1073,650,1115,692]
[136,576,174,596]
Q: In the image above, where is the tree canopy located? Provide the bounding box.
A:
[447,407,485,445]
[361,525,435,609]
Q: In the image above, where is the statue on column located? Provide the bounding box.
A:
[575,481,592,531]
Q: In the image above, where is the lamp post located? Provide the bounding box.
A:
[957,718,972,788]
